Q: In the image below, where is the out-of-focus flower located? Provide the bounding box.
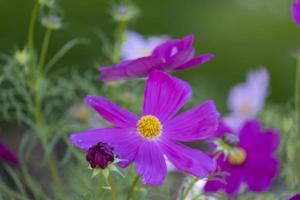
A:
[100,35,214,82]
[38,0,55,7]
[70,70,219,186]
[111,3,139,22]
[185,179,211,200]
[14,48,29,66]
[224,68,269,131]
[86,142,114,169]
[292,0,300,27]
[290,193,300,200]
[121,31,167,60]
[68,103,92,124]
[41,14,62,30]
[0,141,19,165]
[204,120,280,196]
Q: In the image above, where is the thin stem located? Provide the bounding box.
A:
[126,175,139,200]
[181,177,198,200]
[28,2,39,65]
[38,28,52,73]
[295,56,300,134]
[108,174,117,200]
[111,21,127,62]
[47,156,62,191]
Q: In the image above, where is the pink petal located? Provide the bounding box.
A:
[100,62,130,82]
[173,54,215,71]
[85,96,139,128]
[164,101,219,141]
[70,128,141,167]
[126,56,163,77]
[244,155,279,192]
[161,140,216,178]
[143,70,191,122]
[239,120,280,155]
[165,47,195,70]
[151,35,194,59]
[135,142,167,185]
[0,141,19,165]
[292,0,300,27]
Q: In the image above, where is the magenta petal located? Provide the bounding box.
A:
[143,70,192,122]
[85,96,139,128]
[204,180,223,193]
[173,54,215,71]
[126,56,163,77]
[100,62,130,82]
[0,141,19,165]
[164,101,219,141]
[165,47,195,70]
[162,140,216,178]
[70,128,141,167]
[223,171,243,196]
[151,35,194,59]
[244,155,279,192]
[239,120,280,155]
[292,0,300,27]
[135,142,166,186]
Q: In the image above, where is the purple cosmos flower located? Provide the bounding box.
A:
[204,120,280,196]
[70,70,219,185]
[290,193,300,200]
[121,31,167,60]
[292,0,300,27]
[100,35,214,82]
[86,142,114,169]
[224,68,269,131]
[0,141,19,165]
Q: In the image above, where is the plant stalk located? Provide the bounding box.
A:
[108,174,117,200]
[126,175,139,200]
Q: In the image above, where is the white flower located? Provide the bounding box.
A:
[121,31,168,60]
[224,68,269,130]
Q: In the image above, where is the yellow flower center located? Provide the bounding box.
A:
[228,147,247,166]
[137,115,162,139]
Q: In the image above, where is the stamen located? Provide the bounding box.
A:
[228,147,247,166]
[137,115,162,139]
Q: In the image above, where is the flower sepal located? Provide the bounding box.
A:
[89,158,125,179]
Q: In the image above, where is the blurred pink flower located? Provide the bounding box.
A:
[121,31,168,60]
[224,68,269,131]
[292,0,300,27]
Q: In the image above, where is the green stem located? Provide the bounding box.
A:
[108,174,117,200]
[38,28,52,73]
[181,177,198,200]
[295,56,300,134]
[28,2,39,65]
[126,175,139,200]
[47,156,62,191]
[111,21,127,62]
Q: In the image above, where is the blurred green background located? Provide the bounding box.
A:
[0,0,297,112]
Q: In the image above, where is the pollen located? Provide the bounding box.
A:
[137,115,162,139]
[228,147,247,166]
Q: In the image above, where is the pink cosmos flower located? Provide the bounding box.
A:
[0,141,19,165]
[224,68,269,131]
[70,70,219,185]
[100,35,214,82]
[121,31,167,60]
[292,0,300,27]
[204,120,280,196]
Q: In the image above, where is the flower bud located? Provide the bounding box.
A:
[86,142,114,169]
[41,15,62,30]
[222,133,239,146]
[14,48,29,66]
[111,3,139,22]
